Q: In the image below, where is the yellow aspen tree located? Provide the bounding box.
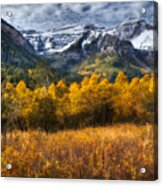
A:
[81,76,89,88]
[69,82,81,115]
[48,83,56,100]
[56,80,67,97]
[115,71,128,84]
[2,82,15,133]
[128,77,142,119]
[15,81,27,95]
[112,71,131,121]
[5,82,14,92]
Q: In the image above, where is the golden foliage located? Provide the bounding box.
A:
[1,124,156,180]
[1,71,156,132]
[1,71,157,180]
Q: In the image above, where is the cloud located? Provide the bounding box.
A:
[1,2,155,31]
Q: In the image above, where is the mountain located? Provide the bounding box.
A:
[106,19,157,51]
[1,18,157,82]
[21,19,157,56]
[21,24,92,55]
[1,19,37,68]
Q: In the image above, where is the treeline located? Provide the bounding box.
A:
[1,61,58,89]
[2,71,156,133]
[1,61,83,89]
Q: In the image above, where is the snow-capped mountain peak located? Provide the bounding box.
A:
[131,30,157,51]
[21,19,157,55]
[106,19,157,51]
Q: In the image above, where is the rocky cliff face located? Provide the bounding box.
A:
[64,26,157,70]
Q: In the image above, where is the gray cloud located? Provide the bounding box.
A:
[1,1,155,31]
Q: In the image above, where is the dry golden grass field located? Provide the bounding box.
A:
[1,123,157,180]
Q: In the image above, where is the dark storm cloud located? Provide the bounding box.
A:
[81,4,91,12]
[1,1,155,31]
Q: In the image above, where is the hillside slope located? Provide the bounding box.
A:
[1,19,37,68]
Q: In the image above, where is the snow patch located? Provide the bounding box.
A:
[82,30,101,50]
[43,40,77,54]
[131,30,156,51]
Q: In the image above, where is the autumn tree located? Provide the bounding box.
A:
[29,85,57,132]
[1,72,155,132]
[95,78,114,124]
[1,82,15,133]
[112,71,132,122]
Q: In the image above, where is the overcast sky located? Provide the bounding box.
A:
[1,1,156,31]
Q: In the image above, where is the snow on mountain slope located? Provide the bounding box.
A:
[81,30,102,50]
[22,24,105,55]
[43,40,79,54]
[21,19,157,55]
[22,25,86,55]
[131,30,157,51]
[106,19,157,51]
[117,19,152,39]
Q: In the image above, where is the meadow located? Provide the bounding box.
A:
[1,124,156,180]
